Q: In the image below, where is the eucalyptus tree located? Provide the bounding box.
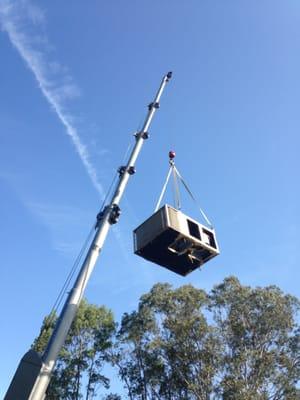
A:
[110,283,221,400]
[34,277,300,400]
[110,278,300,400]
[209,276,300,399]
[33,299,115,400]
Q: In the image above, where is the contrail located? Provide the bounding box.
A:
[0,0,135,266]
[0,0,105,199]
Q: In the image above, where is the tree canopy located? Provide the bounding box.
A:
[110,277,300,399]
[33,299,115,399]
[34,277,300,399]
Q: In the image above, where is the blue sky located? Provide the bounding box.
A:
[0,0,299,397]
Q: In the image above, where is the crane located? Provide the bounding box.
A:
[5,72,172,400]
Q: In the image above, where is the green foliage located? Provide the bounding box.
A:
[34,278,300,399]
[109,278,300,400]
[210,276,300,399]
[33,311,57,354]
[102,394,122,400]
[33,299,115,400]
[110,283,221,399]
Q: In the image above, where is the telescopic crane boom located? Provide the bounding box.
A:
[5,72,172,400]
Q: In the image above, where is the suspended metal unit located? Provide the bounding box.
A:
[134,204,219,276]
[133,152,219,276]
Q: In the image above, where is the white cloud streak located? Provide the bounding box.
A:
[0,0,136,267]
[0,0,105,199]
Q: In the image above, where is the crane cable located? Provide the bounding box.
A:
[35,222,95,342]
[174,165,213,229]
[46,224,95,324]
[172,163,181,210]
[49,167,119,318]
[36,119,144,343]
[44,128,138,329]
[155,160,213,229]
[154,165,173,212]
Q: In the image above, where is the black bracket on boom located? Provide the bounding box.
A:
[128,166,136,175]
[148,102,160,110]
[118,165,136,177]
[96,206,109,229]
[134,131,149,140]
[166,71,172,81]
[118,166,126,177]
[95,203,121,227]
[109,204,121,224]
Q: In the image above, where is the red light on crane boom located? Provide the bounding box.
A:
[169,150,176,160]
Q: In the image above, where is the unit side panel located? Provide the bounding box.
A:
[167,206,220,255]
[134,207,167,251]
[166,206,183,232]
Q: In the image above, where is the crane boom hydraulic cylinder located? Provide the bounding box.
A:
[5,72,172,400]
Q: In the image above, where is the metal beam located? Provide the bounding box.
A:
[4,72,172,400]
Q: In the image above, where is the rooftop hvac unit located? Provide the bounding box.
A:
[133,204,219,276]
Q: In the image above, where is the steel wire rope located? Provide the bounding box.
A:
[72,125,142,304]
[155,160,181,211]
[42,121,144,334]
[44,135,134,326]
[154,165,173,211]
[77,127,140,302]
[47,224,95,319]
[98,124,138,213]
[40,168,120,332]
[77,240,96,304]
[174,166,213,228]
[172,164,181,209]
[122,113,145,165]
[119,113,144,171]
[154,161,213,228]
[98,172,118,213]
[35,223,96,342]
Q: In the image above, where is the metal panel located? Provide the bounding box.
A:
[134,204,219,276]
[4,350,43,400]
[134,206,167,251]
[166,205,181,231]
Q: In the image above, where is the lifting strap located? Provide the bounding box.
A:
[173,166,213,229]
[154,165,173,212]
[172,163,181,210]
[154,162,213,229]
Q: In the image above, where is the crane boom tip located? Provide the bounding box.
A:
[166,71,173,80]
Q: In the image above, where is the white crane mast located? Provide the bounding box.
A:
[5,72,172,400]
